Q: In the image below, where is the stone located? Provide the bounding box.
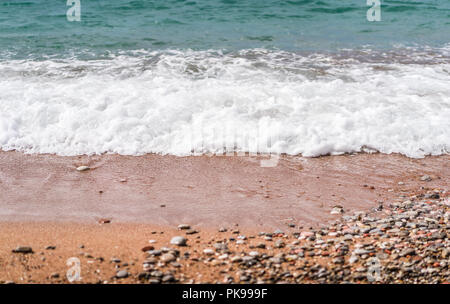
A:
[116,270,129,279]
[185,229,198,235]
[160,253,176,263]
[331,206,344,215]
[274,240,285,248]
[178,224,191,230]
[420,175,432,181]
[170,236,187,246]
[249,251,260,258]
[141,246,154,252]
[274,229,284,235]
[399,248,416,257]
[76,166,90,172]
[213,243,228,251]
[203,249,215,255]
[162,274,175,282]
[146,250,162,256]
[98,218,111,224]
[349,255,359,264]
[12,246,33,254]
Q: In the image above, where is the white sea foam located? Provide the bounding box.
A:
[0,49,449,158]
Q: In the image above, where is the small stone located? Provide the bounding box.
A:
[50,273,60,279]
[150,271,163,278]
[274,229,284,235]
[45,246,56,250]
[162,274,175,282]
[76,166,90,172]
[170,236,187,246]
[98,218,111,224]
[141,246,154,252]
[219,227,227,232]
[178,224,191,230]
[420,175,432,182]
[274,240,285,248]
[138,272,149,280]
[213,243,228,251]
[399,248,416,257]
[146,250,161,256]
[185,229,198,235]
[12,246,33,254]
[256,243,266,249]
[231,256,242,263]
[116,270,129,279]
[249,251,260,258]
[160,253,176,263]
[349,255,359,264]
[218,254,229,260]
[331,206,344,215]
[203,249,215,255]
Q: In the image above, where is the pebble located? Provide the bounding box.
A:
[420,175,432,182]
[178,224,191,230]
[399,248,416,257]
[160,253,176,263]
[50,273,60,279]
[349,255,359,264]
[203,249,215,255]
[76,166,90,172]
[249,251,260,258]
[185,229,198,235]
[331,206,344,215]
[116,270,129,279]
[170,236,187,246]
[12,246,33,254]
[141,246,154,252]
[162,274,175,282]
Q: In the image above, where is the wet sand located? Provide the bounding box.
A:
[1,151,448,228]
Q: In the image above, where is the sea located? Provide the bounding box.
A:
[0,0,449,157]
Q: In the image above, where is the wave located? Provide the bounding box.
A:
[0,48,449,158]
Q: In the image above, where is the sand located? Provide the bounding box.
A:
[0,151,448,283]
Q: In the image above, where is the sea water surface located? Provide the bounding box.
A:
[0,0,449,157]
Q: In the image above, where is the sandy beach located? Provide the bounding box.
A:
[0,151,448,283]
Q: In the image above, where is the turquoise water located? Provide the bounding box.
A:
[0,0,449,58]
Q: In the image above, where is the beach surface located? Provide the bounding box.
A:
[1,151,448,227]
[0,151,448,283]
